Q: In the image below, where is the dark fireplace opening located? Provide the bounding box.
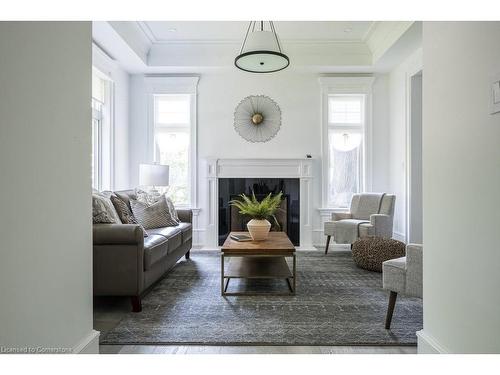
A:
[218,178,300,246]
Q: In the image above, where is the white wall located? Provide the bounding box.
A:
[409,73,423,243]
[388,48,422,241]
[93,44,130,190]
[0,22,97,353]
[419,22,500,354]
[129,70,391,247]
[371,74,390,193]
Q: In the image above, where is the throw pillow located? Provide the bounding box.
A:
[165,197,180,222]
[136,188,180,223]
[130,196,179,229]
[92,191,121,224]
[135,188,160,205]
[110,195,148,237]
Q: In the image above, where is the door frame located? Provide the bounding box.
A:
[405,67,423,243]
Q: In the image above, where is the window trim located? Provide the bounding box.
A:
[145,76,199,208]
[319,76,375,208]
[91,67,115,191]
[92,98,103,190]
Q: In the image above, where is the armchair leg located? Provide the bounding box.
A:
[131,295,142,313]
[325,235,331,255]
[385,291,398,329]
[185,250,190,260]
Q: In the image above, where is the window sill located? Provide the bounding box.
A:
[318,207,350,211]
[175,206,201,215]
[317,207,350,215]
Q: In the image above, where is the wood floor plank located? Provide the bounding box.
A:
[102,345,416,354]
[99,345,122,354]
[118,345,157,354]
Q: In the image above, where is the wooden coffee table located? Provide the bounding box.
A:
[221,232,296,296]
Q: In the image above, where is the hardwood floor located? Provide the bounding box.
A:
[99,344,416,354]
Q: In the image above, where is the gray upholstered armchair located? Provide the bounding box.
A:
[382,243,423,329]
[324,193,396,254]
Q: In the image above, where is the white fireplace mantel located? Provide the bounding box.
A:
[205,158,314,250]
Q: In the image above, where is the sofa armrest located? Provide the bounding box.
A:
[93,224,143,245]
[405,244,423,298]
[370,214,393,237]
[176,209,193,223]
[331,212,352,221]
[93,241,145,297]
[406,244,423,269]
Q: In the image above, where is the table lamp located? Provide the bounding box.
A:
[139,163,169,198]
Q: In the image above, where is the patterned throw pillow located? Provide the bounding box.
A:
[130,196,179,229]
[110,196,148,237]
[92,191,121,224]
[135,188,160,205]
[165,197,180,222]
[135,189,180,223]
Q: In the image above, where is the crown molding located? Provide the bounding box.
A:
[136,21,375,46]
[365,21,414,63]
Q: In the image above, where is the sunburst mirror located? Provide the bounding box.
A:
[234,95,281,142]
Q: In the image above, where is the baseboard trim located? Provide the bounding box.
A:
[393,231,406,242]
[73,330,100,354]
[416,330,450,354]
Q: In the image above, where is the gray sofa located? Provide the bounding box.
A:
[93,189,192,312]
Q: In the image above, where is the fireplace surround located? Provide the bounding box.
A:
[218,178,300,245]
[205,158,314,249]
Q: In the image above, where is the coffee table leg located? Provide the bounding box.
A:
[224,278,231,293]
[221,253,225,296]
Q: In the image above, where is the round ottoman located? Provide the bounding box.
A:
[351,237,406,272]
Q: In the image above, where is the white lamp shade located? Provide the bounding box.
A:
[139,164,169,187]
[242,31,280,54]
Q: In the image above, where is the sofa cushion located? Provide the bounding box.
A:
[143,235,169,270]
[358,223,375,238]
[147,227,183,253]
[146,226,182,238]
[177,222,192,243]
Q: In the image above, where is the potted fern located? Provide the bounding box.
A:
[229,191,283,241]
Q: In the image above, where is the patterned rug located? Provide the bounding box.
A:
[101,250,422,345]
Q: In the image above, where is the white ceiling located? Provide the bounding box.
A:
[139,21,375,43]
[93,21,420,74]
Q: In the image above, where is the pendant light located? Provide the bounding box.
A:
[235,21,290,73]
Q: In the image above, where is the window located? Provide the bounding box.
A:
[327,94,366,208]
[91,69,113,191]
[91,98,102,190]
[91,72,106,190]
[153,94,192,205]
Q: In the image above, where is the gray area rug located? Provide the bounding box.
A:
[101,250,422,345]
